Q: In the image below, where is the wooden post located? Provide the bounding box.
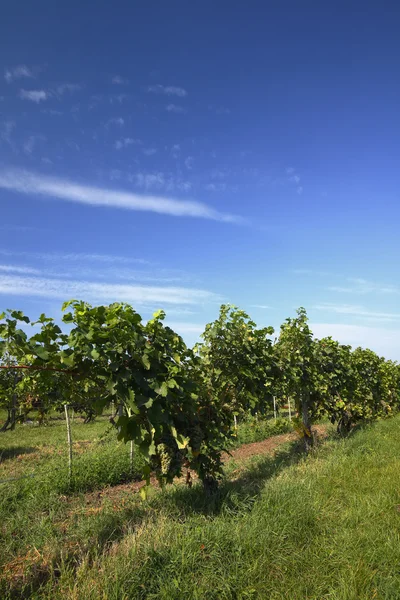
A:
[273,396,277,420]
[10,371,17,431]
[126,407,134,475]
[64,404,73,485]
[233,414,238,431]
[130,440,134,475]
[288,397,292,421]
[301,391,313,451]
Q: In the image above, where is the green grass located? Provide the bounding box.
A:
[3,414,400,598]
[0,414,146,489]
[233,415,292,445]
[0,412,291,596]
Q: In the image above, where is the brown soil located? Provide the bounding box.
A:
[226,423,327,462]
[72,424,329,510]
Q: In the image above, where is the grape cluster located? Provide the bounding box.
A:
[156,437,183,479]
[157,443,173,476]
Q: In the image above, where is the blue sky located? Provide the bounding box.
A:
[1,1,400,359]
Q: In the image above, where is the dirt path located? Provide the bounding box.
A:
[73,425,329,509]
[227,423,327,462]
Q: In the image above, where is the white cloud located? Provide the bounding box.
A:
[328,278,400,295]
[19,84,80,103]
[0,249,150,265]
[208,105,231,115]
[286,166,303,194]
[112,75,129,85]
[0,168,243,223]
[184,156,193,170]
[205,183,227,192]
[211,169,229,180]
[115,137,141,150]
[143,148,157,156]
[250,304,271,309]
[165,104,187,114]
[148,84,187,97]
[177,181,192,192]
[106,117,125,127]
[55,83,81,96]
[313,303,400,322]
[292,268,332,277]
[171,144,180,158]
[23,137,36,155]
[134,172,192,193]
[42,109,63,116]
[23,135,46,155]
[0,274,220,306]
[134,172,165,190]
[109,93,128,104]
[310,322,400,361]
[0,264,40,275]
[5,65,35,83]
[165,322,205,334]
[0,120,15,145]
[19,89,48,103]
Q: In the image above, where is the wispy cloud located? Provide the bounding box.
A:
[0,249,150,265]
[250,304,271,309]
[148,84,187,97]
[205,183,227,192]
[166,104,187,114]
[19,84,80,103]
[184,156,193,170]
[109,93,129,104]
[0,274,219,306]
[286,166,303,195]
[165,322,205,334]
[134,172,192,193]
[313,303,400,322]
[310,322,400,360]
[328,278,400,295]
[112,75,129,85]
[55,83,81,96]
[143,148,157,156]
[19,89,48,103]
[23,135,46,155]
[0,264,41,275]
[0,168,243,223]
[208,104,231,115]
[5,65,35,83]
[171,144,180,158]
[114,137,141,150]
[42,109,63,116]
[106,117,125,127]
[292,268,331,277]
[0,120,16,146]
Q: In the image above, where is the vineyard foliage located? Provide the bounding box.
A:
[1,302,400,489]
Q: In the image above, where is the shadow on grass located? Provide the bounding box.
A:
[159,427,340,520]
[71,430,338,550]
[2,430,337,599]
[161,439,307,520]
[0,447,37,463]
